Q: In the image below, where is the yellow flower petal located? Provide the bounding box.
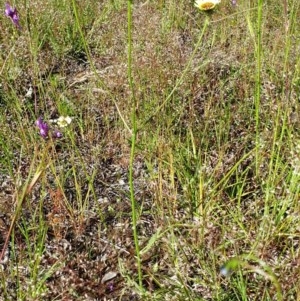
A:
[195,0,221,10]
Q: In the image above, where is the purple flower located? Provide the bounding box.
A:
[231,0,237,6]
[36,117,49,138]
[36,117,63,139]
[107,283,114,292]
[5,3,21,29]
[52,129,63,139]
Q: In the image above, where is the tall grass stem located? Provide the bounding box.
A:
[70,0,131,133]
[143,18,209,127]
[254,0,263,175]
[127,0,143,288]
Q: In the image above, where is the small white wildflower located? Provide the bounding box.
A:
[25,86,33,98]
[56,116,72,128]
[220,266,231,277]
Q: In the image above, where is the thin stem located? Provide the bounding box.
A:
[70,0,131,133]
[143,18,209,127]
[0,151,46,262]
[127,0,143,288]
[254,0,263,175]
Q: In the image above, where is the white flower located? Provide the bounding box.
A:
[194,0,221,10]
[25,87,33,99]
[56,116,72,128]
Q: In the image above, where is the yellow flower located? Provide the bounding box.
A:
[56,116,72,128]
[194,0,221,10]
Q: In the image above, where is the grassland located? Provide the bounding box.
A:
[0,0,299,300]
